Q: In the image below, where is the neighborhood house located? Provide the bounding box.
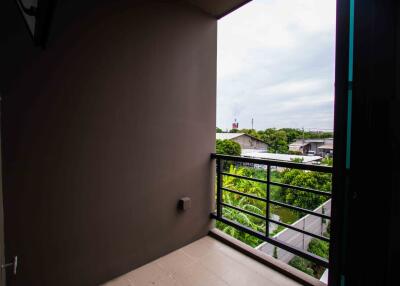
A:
[289,138,333,157]
[216,133,268,150]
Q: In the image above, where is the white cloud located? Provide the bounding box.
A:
[217,0,336,131]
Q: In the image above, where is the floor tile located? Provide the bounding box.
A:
[123,261,169,285]
[103,235,302,286]
[155,249,196,275]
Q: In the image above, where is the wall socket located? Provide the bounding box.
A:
[178,197,191,211]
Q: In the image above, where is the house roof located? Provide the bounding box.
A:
[288,140,308,148]
[304,139,325,143]
[318,144,334,150]
[216,133,244,140]
[216,133,266,144]
[289,138,334,147]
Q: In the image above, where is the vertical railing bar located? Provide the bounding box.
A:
[216,158,223,218]
[266,164,271,237]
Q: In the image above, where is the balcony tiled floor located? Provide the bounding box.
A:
[103,235,301,286]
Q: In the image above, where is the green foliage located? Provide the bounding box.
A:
[216,127,223,133]
[289,238,330,278]
[261,128,289,153]
[216,139,241,156]
[237,128,261,139]
[321,157,333,166]
[287,150,303,155]
[213,129,333,261]
[280,128,303,144]
[270,226,285,237]
[215,165,298,246]
[214,163,331,248]
[289,257,314,276]
[308,239,329,259]
[279,169,331,210]
[216,165,266,247]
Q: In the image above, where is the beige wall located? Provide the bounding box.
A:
[0,1,216,285]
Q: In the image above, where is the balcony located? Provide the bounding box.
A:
[104,234,314,286]
[2,0,397,285]
[103,154,331,286]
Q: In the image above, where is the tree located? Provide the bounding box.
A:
[216,139,241,156]
[261,129,289,153]
[238,128,261,139]
[279,168,332,210]
[321,157,333,166]
[289,257,314,276]
[288,150,303,155]
[216,127,223,133]
[289,238,330,279]
[280,128,302,144]
[308,239,329,260]
[216,165,266,247]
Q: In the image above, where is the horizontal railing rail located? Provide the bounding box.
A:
[211,153,332,268]
[211,153,332,172]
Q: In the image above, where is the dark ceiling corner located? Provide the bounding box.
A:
[182,0,253,19]
[14,0,57,47]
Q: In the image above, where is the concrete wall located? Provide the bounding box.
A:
[0,1,216,285]
[258,200,331,264]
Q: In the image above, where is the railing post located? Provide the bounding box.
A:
[216,158,224,218]
[266,164,271,237]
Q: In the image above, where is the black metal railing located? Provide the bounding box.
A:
[211,153,332,268]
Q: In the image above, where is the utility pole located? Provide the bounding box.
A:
[251,118,254,130]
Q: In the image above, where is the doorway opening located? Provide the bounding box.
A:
[214,0,337,282]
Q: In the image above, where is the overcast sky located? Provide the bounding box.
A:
[217,0,336,131]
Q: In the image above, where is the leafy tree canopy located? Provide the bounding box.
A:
[308,239,329,259]
[279,169,331,210]
[216,139,241,156]
[261,128,289,154]
[321,157,333,166]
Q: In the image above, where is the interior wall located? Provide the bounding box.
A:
[0,1,217,285]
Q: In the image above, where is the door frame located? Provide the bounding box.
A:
[0,94,5,286]
[329,0,352,285]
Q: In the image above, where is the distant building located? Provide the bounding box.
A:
[289,138,333,156]
[216,133,268,150]
[317,142,334,157]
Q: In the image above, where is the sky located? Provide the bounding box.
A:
[217,0,336,131]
